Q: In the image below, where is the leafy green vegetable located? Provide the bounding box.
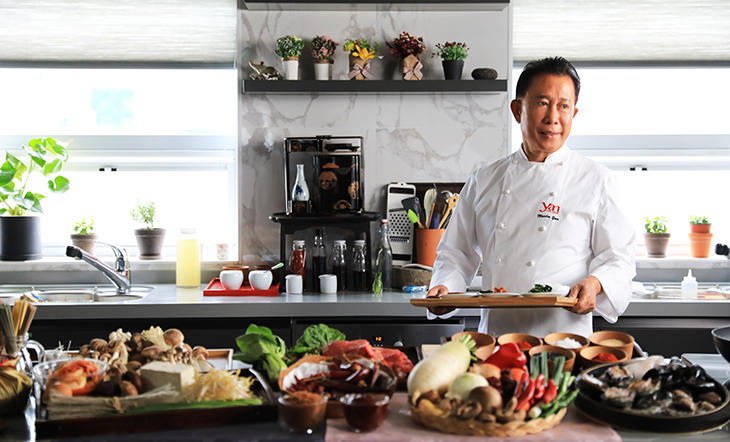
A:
[128,398,262,414]
[289,323,345,357]
[233,324,288,383]
[528,284,552,293]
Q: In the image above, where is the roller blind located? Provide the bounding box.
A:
[513,0,730,63]
[0,0,237,65]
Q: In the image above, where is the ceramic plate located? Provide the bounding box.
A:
[479,292,521,298]
[521,292,567,298]
[439,292,479,298]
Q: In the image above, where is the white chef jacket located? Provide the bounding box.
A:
[429,145,636,338]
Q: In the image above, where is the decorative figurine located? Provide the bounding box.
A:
[249,60,283,81]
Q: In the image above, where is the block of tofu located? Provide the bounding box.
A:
[139,361,195,392]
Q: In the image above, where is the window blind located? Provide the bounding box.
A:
[513,0,730,63]
[0,0,236,65]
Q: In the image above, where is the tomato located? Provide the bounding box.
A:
[509,367,525,382]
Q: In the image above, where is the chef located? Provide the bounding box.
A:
[427,56,636,338]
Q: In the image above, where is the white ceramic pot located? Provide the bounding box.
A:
[319,274,337,294]
[285,274,303,294]
[314,61,331,80]
[249,270,273,290]
[219,270,243,290]
[282,58,299,80]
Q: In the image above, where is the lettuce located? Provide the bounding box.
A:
[288,323,346,357]
[233,324,288,383]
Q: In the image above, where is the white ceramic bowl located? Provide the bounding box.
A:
[249,270,273,290]
[219,270,244,290]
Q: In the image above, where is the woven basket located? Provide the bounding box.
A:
[410,405,567,437]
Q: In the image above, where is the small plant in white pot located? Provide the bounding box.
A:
[70,218,97,256]
[644,216,670,258]
[131,200,166,259]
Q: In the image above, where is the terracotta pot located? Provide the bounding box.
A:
[70,233,98,257]
[134,228,166,259]
[644,232,670,258]
[690,223,711,234]
[689,232,713,258]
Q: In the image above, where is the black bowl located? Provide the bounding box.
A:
[711,326,730,363]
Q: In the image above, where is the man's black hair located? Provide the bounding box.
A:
[515,56,580,103]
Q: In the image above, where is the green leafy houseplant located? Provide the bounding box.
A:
[644,216,668,234]
[275,35,304,59]
[689,215,710,225]
[432,41,469,61]
[73,218,95,235]
[131,200,157,230]
[0,137,70,215]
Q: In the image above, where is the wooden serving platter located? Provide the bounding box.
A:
[410,296,577,309]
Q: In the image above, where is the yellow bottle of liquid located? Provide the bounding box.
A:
[176,228,201,287]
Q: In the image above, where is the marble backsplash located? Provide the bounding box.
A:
[238,6,512,262]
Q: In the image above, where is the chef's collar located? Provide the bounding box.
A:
[517,144,570,164]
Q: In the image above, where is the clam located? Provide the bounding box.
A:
[601,387,636,409]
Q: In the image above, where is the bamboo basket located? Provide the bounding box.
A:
[410,404,567,437]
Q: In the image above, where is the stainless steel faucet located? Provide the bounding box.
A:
[66,242,131,295]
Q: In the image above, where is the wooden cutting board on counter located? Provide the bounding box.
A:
[410,295,577,309]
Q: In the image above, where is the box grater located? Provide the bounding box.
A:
[386,182,416,265]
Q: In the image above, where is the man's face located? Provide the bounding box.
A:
[510,73,578,162]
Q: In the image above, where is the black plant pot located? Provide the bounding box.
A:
[134,228,166,260]
[0,216,43,261]
[442,60,465,80]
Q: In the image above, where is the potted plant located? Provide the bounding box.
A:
[432,41,469,80]
[311,35,338,80]
[275,35,304,80]
[70,218,97,256]
[131,200,166,259]
[0,137,70,261]
[689,215,713,258]
[343,38,378,80]
[644,216,670,258]
[387,32,426,80]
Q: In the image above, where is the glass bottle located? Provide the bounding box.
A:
[290,240,306,288]
[312,229,327,292]
[352,239,368,291]
[329,239,347,291]
[292,164,310,201]
[375,219,393,291]
[176,228,200,287]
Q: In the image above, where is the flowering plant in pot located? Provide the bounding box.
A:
[688,215,712,258]
[343,38,378,80]
[311,35,338,80]
[0,137,70,261]
[131,200,165,259]
[432,41,469,80]
[70,218,97,256]
[387,32,426,80]
[275,35,304,80]
[643,216,670,258]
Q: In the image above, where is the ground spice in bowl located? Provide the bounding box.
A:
[592,352,619,363]
[286,391,326,404]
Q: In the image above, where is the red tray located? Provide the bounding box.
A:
[203,278,280,296]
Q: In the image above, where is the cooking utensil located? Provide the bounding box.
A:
[386,182,416,265]
[407,209,424,228]
[423,188,438,226]
[402,197,424,227]
[438,194,459,229]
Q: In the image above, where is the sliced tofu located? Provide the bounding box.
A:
[139,361,195,393]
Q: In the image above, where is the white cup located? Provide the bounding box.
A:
[249,270,273,290]
[219,270,243,290]
[285,274,303,294]
[319,274,337,294]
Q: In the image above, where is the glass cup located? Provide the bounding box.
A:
[278,393,328,434]
[1,333,46,377]
[340,393,390,433]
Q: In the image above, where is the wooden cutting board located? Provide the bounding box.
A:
[410,296,577,309]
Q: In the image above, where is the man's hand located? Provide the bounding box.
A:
[566,276,602,315]
[426,285,456,316]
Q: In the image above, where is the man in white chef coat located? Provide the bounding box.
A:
[426,56,636,338]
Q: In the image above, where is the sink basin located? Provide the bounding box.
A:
[0,284,155,303]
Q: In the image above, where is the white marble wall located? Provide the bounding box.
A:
[238,6,512,262]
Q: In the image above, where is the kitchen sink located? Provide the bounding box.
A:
[0,284,155,303]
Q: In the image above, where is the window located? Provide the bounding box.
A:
[0,68,238,259]
[511,67,730,254]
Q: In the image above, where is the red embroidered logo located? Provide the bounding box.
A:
[539,202,560,215]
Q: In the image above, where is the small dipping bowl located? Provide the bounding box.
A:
[278,393,328,434]
[578,346,629,370]
[452,331,496,360]
[340,393,390,433]
[497,333,542,352]
[528,345,576,376]
[543,332,590,353]
[589,331,635,358]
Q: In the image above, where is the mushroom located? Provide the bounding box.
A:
[468,386,503,416]
[181,343,193,353]
[141,345,163,359]
[78,345,91,358]
[125,361,142,371]
[456,400,482,420]
[123,370,145,394]
[163,328,185,347]
[89,338,108,353]
[192,346,209,361]
[120,380,139,397]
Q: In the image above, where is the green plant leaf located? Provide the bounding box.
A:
[0,162,15,186]
[14,192,42,213]
[43,158,62,176]
[48,176,70,194]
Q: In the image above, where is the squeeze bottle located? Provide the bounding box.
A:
[681,269,698,300]
[176,228,201,287]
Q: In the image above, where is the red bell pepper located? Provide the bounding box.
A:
[485,342,527,370]
[543,379,558,404]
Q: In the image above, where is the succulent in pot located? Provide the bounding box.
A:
[643,216,670,258]
[432,41,469,80]
[688,215,712,257]
[131,199,165,259]
[0,137,71,261]
[70,218,97,256]
[689,215,711,233]
[276,35,304,80]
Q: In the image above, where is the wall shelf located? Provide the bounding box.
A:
[239,0,508,11]
[243,79,508,94]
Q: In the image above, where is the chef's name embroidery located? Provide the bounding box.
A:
[537,202,560,221]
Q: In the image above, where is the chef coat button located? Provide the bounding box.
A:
[527,260,535,266]
[550,191,556,197]
[498,222,506,229]
[512,159,518,164]
[503,189,511,196]
[558,161,564,166]
[496,258,503,264]
[538,226,546,232]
